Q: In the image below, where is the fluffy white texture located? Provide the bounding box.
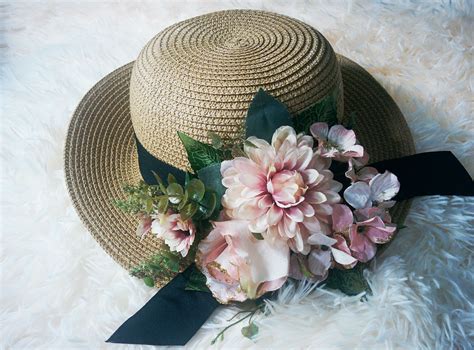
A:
[1,1,472,349]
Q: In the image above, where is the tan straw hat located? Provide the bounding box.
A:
[64,10,415,286]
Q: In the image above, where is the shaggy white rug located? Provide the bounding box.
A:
[1,1,473,349]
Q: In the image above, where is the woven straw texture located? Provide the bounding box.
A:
[64,10,415,286]
[130,10,343,171]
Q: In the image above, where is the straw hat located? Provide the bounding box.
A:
[64,10,415,286]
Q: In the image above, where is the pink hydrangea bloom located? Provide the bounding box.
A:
[151,211,196,257]
[310,122,364,161]
[332,204,396,263]
[344,171,400,209]
[221,126,342,254]
[197,220,289,303]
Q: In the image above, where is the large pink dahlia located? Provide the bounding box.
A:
[221,126,342,254]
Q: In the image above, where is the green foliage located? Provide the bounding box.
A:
[294,87,339,134]
[241,322,259,340]
[114,181,165,215]
[211,302,265,344]
[130,250,182,287]
[325,263,372,296]
[184,265,210,292]
[245,88,294,143]
[177,131,223,172]
[197,163,226,206]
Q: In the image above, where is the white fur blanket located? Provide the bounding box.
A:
[1,1,472,349]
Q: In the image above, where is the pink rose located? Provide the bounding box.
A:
[221,126,342,254]
[151,211,196,257]
[197,220,289,303]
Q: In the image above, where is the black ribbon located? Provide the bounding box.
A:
[108,141,473,346]
[107,265,219,345]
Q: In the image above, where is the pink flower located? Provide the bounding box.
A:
[344,152,378,183]
[197,220,289,303]
[151,211,196,257]
[289,247,332,283]
[310,122,364,161]
[307,229,357,268]
[344,171,400,209]
[136,214,152,240]
[332,204,396,263]
[221,126,342,254]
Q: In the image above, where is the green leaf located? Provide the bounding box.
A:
[166,183,184,204]
[197,163,226,204]
[185,265,211,292]
[245,88,294,143]
[143,276,155,287]
[344,111,357,130]
[181,202,198,220]
[241,322,259,340]
[177,131,222,172]
[157,196,169,213]
[197,191,217,220]
[251,232,264,240]
[208,131,223,149]
[186,178,205,202]
[151,171,167,194]
[178,190,189,210]
[145,198,153,213]
[325,263,372,296]
[294,87,339,134]
[167,173,177,184]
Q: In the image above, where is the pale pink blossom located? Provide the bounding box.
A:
[345,151,378,183]
[221,126,342,254]
[136,214,152,240]
[197,220,289,303]
[331,204,396,263]
[151,211,196,257]
[344,171,400,209]
[310,122,364,161]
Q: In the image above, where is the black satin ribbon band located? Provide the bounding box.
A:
[107,265,219,345]
[108,139,473,346]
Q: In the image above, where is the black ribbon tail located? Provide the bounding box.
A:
[106,265,219,346]
[335,151,473,199]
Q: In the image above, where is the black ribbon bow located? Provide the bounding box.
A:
[107,144,473,346]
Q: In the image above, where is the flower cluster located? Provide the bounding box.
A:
[196,123,399,302]
[117,88,401,306]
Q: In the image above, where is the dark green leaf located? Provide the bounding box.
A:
[245,88,293,143]
[186,178,205,202]
[197,191,217,219]
[397,224,407,230]
[177,131,222,172]
[294,87,339,134]
[325,263,371,296]
[241,322,259,339]
[185,265,211,292]
[197,163,226,204]
[143,276,155,287]
[344,111,357,130]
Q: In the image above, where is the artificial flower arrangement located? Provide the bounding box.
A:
[115,89,401,340]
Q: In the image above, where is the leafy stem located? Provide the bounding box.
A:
[211,302,265,344]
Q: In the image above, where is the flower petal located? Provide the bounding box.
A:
[332,204,354,232]
[369,171,400,202]
[344,181,372,209]
[310,122,329,141]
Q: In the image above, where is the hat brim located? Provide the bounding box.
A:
[64,55,415,286]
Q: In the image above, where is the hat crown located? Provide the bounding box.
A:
[130,10,343,171]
